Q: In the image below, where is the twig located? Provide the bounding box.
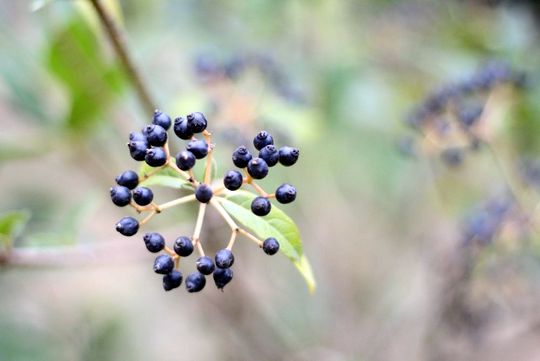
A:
[89,0,156,114]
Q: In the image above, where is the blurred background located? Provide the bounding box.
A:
[2,0,540,360]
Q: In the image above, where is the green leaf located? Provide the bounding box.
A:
[138,162,191,189]
[140,175,191,189]
[0,210,31,249]
[219,191,316,293]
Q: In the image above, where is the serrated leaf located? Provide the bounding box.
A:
[0,210,31,249]
[219,191,316,293]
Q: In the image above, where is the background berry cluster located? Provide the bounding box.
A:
[400,61,527,166]
[110,110,300,293]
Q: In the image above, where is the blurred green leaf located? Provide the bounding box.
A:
[0,210,31,249]
[46,16,125,134]
[220,191,316,293]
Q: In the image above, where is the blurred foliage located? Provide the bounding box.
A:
[47,16,125,134]
[0,211,30,250]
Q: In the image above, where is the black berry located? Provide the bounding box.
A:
[110,186,131,207]
[247,157,269,179]
[215,249,234,268]
[186,139,208,159]
[275,183,296,204]
[251,196,271,216]
[185,272,206,293]
[195,184,213,203]
[232,146,252,168]
[278,146,299,166]
[174,236,194,257]
[152,109,172,130]
[133,186,154,206]
[115,216,139,236]
[196,256,215,275]
[115,170,139,190]
[173,117,194,140]
[145,147,168,167]
[262,237,280,255]
[213,268,233,290]
[175,150,196,171]
[253,131,273,150]
[186,112,208,133]
[223,170,243,191]
[259,145,279,167]
[143,232,165,253]
[128,140,149,161]
[143,124,168,147]
[163,270,182,291]
[153,254,174,274]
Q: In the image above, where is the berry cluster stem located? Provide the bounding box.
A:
[139,210,156,226]
[158,194,196,211]
[192,203,207,256]
[210,199,264,249]
[243,171,269,197]
[203,130,213,184]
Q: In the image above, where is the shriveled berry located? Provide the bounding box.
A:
[173,117,194,140]
[152,109,171,130]
[143,232,165,253]
[251,196,271,216]
[253,130,273,150]
[196,256,215,275]
[185,272,206,293]
[174,236,194,257]
[115,170,139,190]
[145,147,168,167]
[275,183,296,204]
[143,124,168,146]
[133,186,154,206]
[213,268,233,290]
[262,237,280,255]
[278,146,299,166]
[195,184,213,203]
[186,112,208,133]
[259,144,279,167]
[153,254,174,274]
[128,141,149,161]
[175,150,196,171]
[163,270,182,291]
[115,216,139,236]
[186,139,208,159]
[223,170,243,191]
[247,157,269,179]
[232,146,252,168]
[110,186,131,207]
[215,249,234,268]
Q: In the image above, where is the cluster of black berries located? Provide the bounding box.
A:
[110,110,299,293]
[400,61,528,166]
[228,130,299,217]
[194,52,305,104]
[145,234,235,292]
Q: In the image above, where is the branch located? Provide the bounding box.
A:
[89,0,156,114]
